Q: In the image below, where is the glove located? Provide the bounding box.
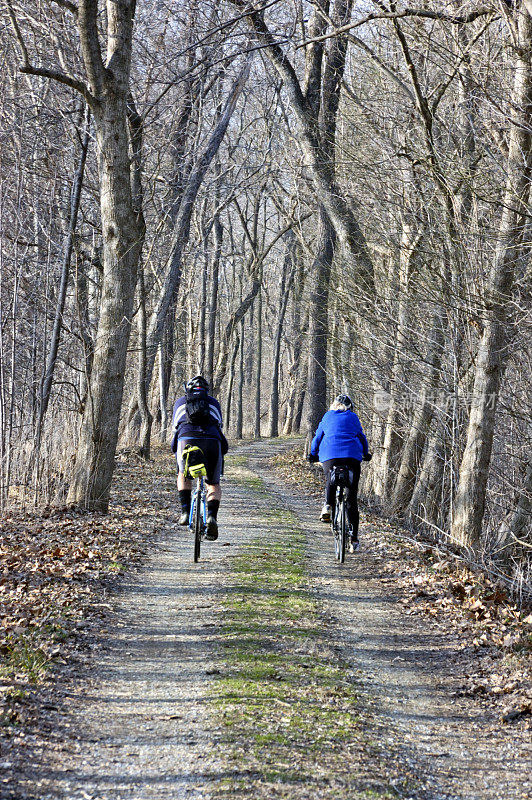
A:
[220,431,229,456]
[362,452,373,462]
[307,453,319,463]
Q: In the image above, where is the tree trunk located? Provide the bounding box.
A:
[306,208,336,443]
[283,282,306,435]
[143,67,249,395]
[268,230,295,438]
[390,310,445,514]
[495,459,532,558]
[235,317,244,439]
[34,108,90,460]
[254,287,262,439]
[407,393,447,530]
[128,94,151,460]
[67,0,144,511]
[205,207,222,388]
[67,99,143,509]
[230,0,375,295]
[198,230,209,374]
[137,266,152,459]
[378,223,421,499]
[224,330,240,432]
[158,342,169,443]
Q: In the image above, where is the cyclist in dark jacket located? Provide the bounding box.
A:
[171,375,228,541]
[308,394,371,551]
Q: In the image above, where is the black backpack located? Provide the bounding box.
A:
[185,385,212,426]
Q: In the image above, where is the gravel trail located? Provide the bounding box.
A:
[13,438,531,800]
[248,441,532,800]
[17,457,266,800]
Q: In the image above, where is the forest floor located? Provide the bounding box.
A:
[1,438,531,799]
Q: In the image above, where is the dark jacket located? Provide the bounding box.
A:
[171,394,228,455]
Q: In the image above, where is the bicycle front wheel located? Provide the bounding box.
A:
[193,488,202,562]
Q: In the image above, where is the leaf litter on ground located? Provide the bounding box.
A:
[0,447,177,743]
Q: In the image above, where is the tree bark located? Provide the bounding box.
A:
[268,230,296,437]
[407,392,447,530]
[67,0,144,511]
[306,208,336,442]
[229,0,375,295]
[143,66,249,395]
[254,286,262,439]
[34,107,91,456]
[235,317,245,439]
[378,223,421,499]
[205,204,222,388]
[495,459,532,557]
[390,310,445,514]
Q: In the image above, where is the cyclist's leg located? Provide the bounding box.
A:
[176,440,193,524]
[346,460,361,540]
[206,483,221,502]
[320,459,334,521]
[196,438,222,539]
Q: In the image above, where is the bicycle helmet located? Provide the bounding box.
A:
[335,393,353,410]
[185,375,209,393]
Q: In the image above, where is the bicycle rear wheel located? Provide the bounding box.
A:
[339,497,347,563]
[193,488,202,562]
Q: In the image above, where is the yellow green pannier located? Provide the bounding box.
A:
[182,445,207,479]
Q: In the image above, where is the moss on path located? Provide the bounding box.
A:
[213,463,397,799]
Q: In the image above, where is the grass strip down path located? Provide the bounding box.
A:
[212,464,401,800]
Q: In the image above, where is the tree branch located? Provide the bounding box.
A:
[227,0,308,110]
[297,6,497,48]
[6,0,31,67]
[78,0,106,96]
[20,65,94,104]
[50,0,78,14]
[6,0,94,104]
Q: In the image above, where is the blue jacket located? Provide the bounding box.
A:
[310,409,368,463]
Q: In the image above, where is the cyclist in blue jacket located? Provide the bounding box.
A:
[308,394,371,551]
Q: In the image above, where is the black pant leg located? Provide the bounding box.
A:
[346,461,361,536]
[322,460,335,506]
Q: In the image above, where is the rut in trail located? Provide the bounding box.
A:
[13,439,531,800]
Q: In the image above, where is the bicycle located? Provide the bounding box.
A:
[330,465,354,563]
[182,446,208,563]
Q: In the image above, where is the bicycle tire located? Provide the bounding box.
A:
[332,487,342,562]
[338,494,346,563]
[332,495,338,560]
[193,487,201,563]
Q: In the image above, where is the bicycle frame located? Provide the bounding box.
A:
[190,475,207,562]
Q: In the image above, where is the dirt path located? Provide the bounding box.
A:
[247,441,532,800]
[12,439,531,800]
[13,460,265,799]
